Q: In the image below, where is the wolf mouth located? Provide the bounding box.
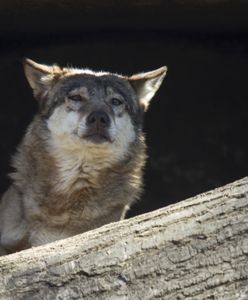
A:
[83,132,112,143]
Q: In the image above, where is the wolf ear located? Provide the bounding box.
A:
[129,66,167,110]
[23,58,62,97]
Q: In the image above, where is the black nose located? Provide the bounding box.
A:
[86,111,110,128]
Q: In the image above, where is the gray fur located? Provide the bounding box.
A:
[0,59,167,254]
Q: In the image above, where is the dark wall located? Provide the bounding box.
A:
[0,2,247,217]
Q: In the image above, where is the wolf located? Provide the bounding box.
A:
[0,58,167,255]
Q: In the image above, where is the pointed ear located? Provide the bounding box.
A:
[23,58,62,97]
[129,66,167,110]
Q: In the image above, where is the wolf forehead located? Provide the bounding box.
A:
[52,73,137,105]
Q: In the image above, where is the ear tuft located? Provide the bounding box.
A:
[23,58,62,97]
[129,66,167,110]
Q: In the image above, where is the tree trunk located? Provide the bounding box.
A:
[0,177,247,299]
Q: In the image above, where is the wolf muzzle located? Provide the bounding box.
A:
[86,111,110,129]
[84,110,111,143]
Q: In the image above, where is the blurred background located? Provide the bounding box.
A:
[0,1,247,217]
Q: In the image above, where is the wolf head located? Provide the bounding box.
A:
[23,59,167,163]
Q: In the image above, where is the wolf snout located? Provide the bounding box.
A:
[84,110,112,143]
[86,111,110,129]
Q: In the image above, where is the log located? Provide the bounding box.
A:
[0,177,248,299]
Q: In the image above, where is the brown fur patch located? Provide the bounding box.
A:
[0,60,166,253]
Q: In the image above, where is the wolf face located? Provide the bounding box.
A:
[24,59,167,165]
[0,59,167,254]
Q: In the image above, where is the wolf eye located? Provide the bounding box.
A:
[111,98,123,106]
[68,95,82,102]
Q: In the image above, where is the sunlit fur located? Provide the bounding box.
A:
[47,105,136,195]
[0,59,166,254]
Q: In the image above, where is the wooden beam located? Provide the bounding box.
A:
[0,177,247,299]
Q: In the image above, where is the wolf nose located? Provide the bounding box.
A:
[86,111,110,128]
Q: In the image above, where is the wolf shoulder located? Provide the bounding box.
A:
[0,186,29,253]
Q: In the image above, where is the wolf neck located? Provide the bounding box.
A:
[49,138,112,195]
[12,119,145,208]
[47,130,135,196]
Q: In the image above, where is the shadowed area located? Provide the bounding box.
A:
[0,1,247,217]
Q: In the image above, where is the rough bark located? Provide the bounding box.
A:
[0,177,247,300]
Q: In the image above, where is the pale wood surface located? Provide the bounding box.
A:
[0,177,247,299]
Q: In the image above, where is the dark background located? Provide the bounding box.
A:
[0,1,247,217]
